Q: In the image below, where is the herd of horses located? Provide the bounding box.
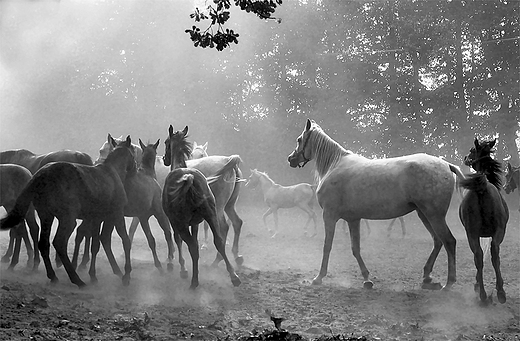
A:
[0,119,518,304]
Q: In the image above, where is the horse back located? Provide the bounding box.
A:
[39,150,94,168]
[0,149,40,173]
[31,162,127,217]
[317,153,455,219]
[0,164,32,207]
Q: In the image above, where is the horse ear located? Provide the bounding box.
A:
[154,139,160,149]
[507,162,512,172]
[474,137,479,148]
[490,138,496,148]
[108,134,117,148]
[306,119,312,131]
[139,139,146,150]
[168,125,174,136]
[182,126,188,136]
[193,141,198,148]
[125,135,132,147]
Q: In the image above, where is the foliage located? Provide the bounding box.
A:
[186,0,282,51]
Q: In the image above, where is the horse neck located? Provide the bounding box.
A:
[311,129,350,179]
[258,173,276,193]
[474,157,503,190]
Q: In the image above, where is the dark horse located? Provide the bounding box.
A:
[460,138,509,304]
[288,119,465,289]
[0,164,37,270]
[0,148,93,270]
[0,138,136,288]
[72,137,176,273]
[504,162,520,212]
[162,125,241,289]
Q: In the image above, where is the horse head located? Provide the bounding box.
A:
[463,137,496,172]
[139,139,160,170]
[245,169,261,188]
[190,141,209,160]
[163,125,192,169]
[288,119,315,168]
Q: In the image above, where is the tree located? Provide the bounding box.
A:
[185,0,282,51]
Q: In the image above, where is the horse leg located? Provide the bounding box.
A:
[99,221,123,278]
[38,213,59,284]
[173,230,188,278]
[349,219,372,288]
[262,208,274,235]
[299,205,317,237]
[224,201,244,265]
[491,238,506,303]
[128,217,140,245]
[79,232,92,270]
[26,206,40,271]
[272,209,280,238]
[312,212,339,285]
[138,216,164,274]
[467,235,486,302]
[417,210,456,290]
[386,218,396,237]
[72,220,89,270]
[154,209,175,272]
[7,223,24,270]
[399,216,406,237]
[1,229,15,263]
[53,216,86,288]
[20,221,34,268]
[205,212,240,287]
[88,221,102,284]
[174,224,200,289]
[113,215,132,286]
[211,216,230,266]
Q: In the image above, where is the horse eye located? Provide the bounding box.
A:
[297,137,302,143]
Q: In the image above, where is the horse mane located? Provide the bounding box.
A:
[166,130,192,168]
[479,156,503,190]
[256,170,275,185]
[309,124,351,178]
[459,173,489,193]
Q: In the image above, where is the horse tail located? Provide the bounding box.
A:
[459,173,488,193]
[166,173,203,208]
[0,178,37,230]
[207,155,242,184]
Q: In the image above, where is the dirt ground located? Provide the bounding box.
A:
[1,200,519,341]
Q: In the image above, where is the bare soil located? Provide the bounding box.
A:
[1,203,519,341]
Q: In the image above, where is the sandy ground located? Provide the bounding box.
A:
[1,201,519,341]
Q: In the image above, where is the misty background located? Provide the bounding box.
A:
[1,0,519,198]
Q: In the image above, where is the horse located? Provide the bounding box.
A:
[460,138,509,304]
[245,169,318,238]
[0,137,136,288]
[73,137,177,273]
[504,162,520,212]
[287,119,465,289]
[162,125,241,289]
[97,136,210,247]
[0,164,38,270]
[0,148,94,270]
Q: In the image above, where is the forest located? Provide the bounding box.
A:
[0,0,518,185]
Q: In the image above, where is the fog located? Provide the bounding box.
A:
[0,0,273,169]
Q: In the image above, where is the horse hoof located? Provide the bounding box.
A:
[78,264,88,271]
[77,281,88,289]
[167,263,174,272]
[421,282,442,290]
[235,255,244,266]
[311,277,323,285]
[497,291,506,304]
[122,275,131,287]
[90,277,98,285]
[231,275,241,287]
[1,256,10,263]
[363,280,374,289]
[180,270,189,279]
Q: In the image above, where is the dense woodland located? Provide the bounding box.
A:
[0,0,518,185]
